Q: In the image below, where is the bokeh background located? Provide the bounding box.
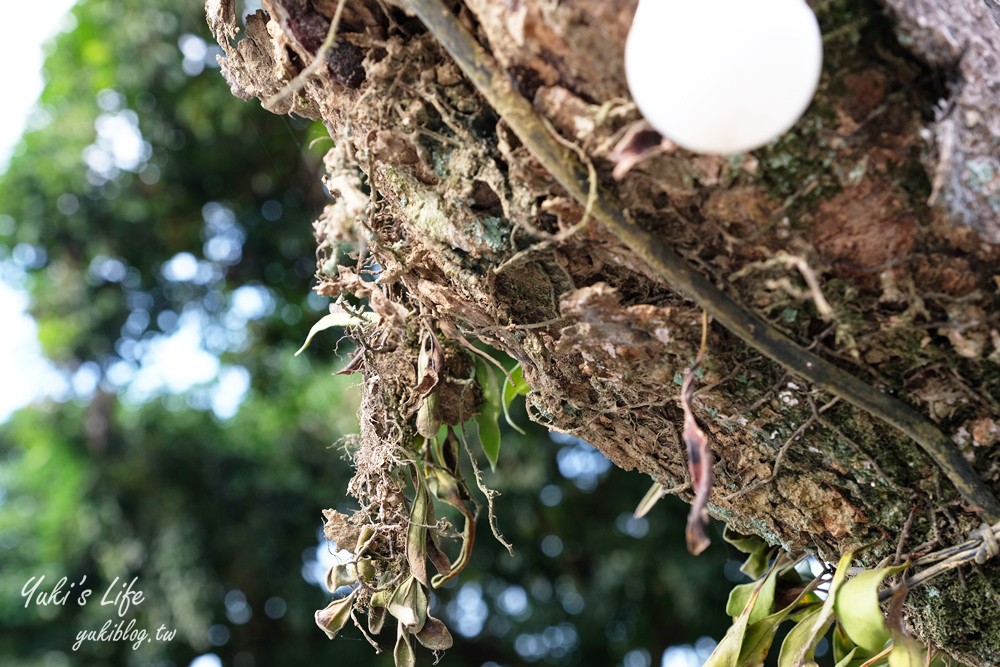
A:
[0,1,736,665]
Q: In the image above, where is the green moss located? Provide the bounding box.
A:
[908,562,1000,664]
[466,215,507,253]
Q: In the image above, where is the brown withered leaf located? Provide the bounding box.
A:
[609,120,676,180]
[415,613,454,650]
[335,348,365,375]
[681,316,713,555]
[405,332,443,416]
[426,530,453,578]
[406,473,432,586]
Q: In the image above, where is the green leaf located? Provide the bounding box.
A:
[737,573,823,667]
[474,358,502,470]
[501,364,530,434]
[294,310,373,356]
[834,564,906,652]
[786,592,824,622]
[726,567,778,624]
[705,563,778,667]
[739,612,803,667]
[356,557,376,582]
[431,424,449,468]
[314,590,357,640]
[502,364,530,406]
[777,551,855,667]
[778,607,825,667]
[834,647,859,667]
[833,621,858,663]
[723,526,773,579]
[355,524,376,553]
[888,638,925,667]
[703,601,753,667]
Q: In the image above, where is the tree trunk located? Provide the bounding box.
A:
[208,0,1000,663]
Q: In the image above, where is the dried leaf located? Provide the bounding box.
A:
[413,333,442,402]
[424,465,476,587]
[335,347,365,375]
[633,481,664,519]
[406,474,432,586]
[430,507,476,589]
[206,0,238,45]
[368,285,410,326]
[886,584,925,667]
[387,576,428,633]
[426,465,464,510]
[368,605,387,635]
[324,562,358,592]
[411,334,443,434]
[681,351,713,555]
[394,622,416,667]
[409,373,440,411]
[415,613,454,651]
[609,120,676,180]
[314,590,357,640]
[322,509,361,551]
[426,530,453,578]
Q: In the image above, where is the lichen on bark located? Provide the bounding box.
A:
[208,0,1000,663]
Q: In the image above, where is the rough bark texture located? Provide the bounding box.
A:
[209,0,1000,663]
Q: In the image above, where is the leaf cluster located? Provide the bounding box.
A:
[710,531,958,667]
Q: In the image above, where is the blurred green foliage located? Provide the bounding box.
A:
[0,0,735,665]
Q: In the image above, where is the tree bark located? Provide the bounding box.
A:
[208,0,1000,663]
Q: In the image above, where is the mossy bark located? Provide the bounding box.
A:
[209,0,1000,663]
